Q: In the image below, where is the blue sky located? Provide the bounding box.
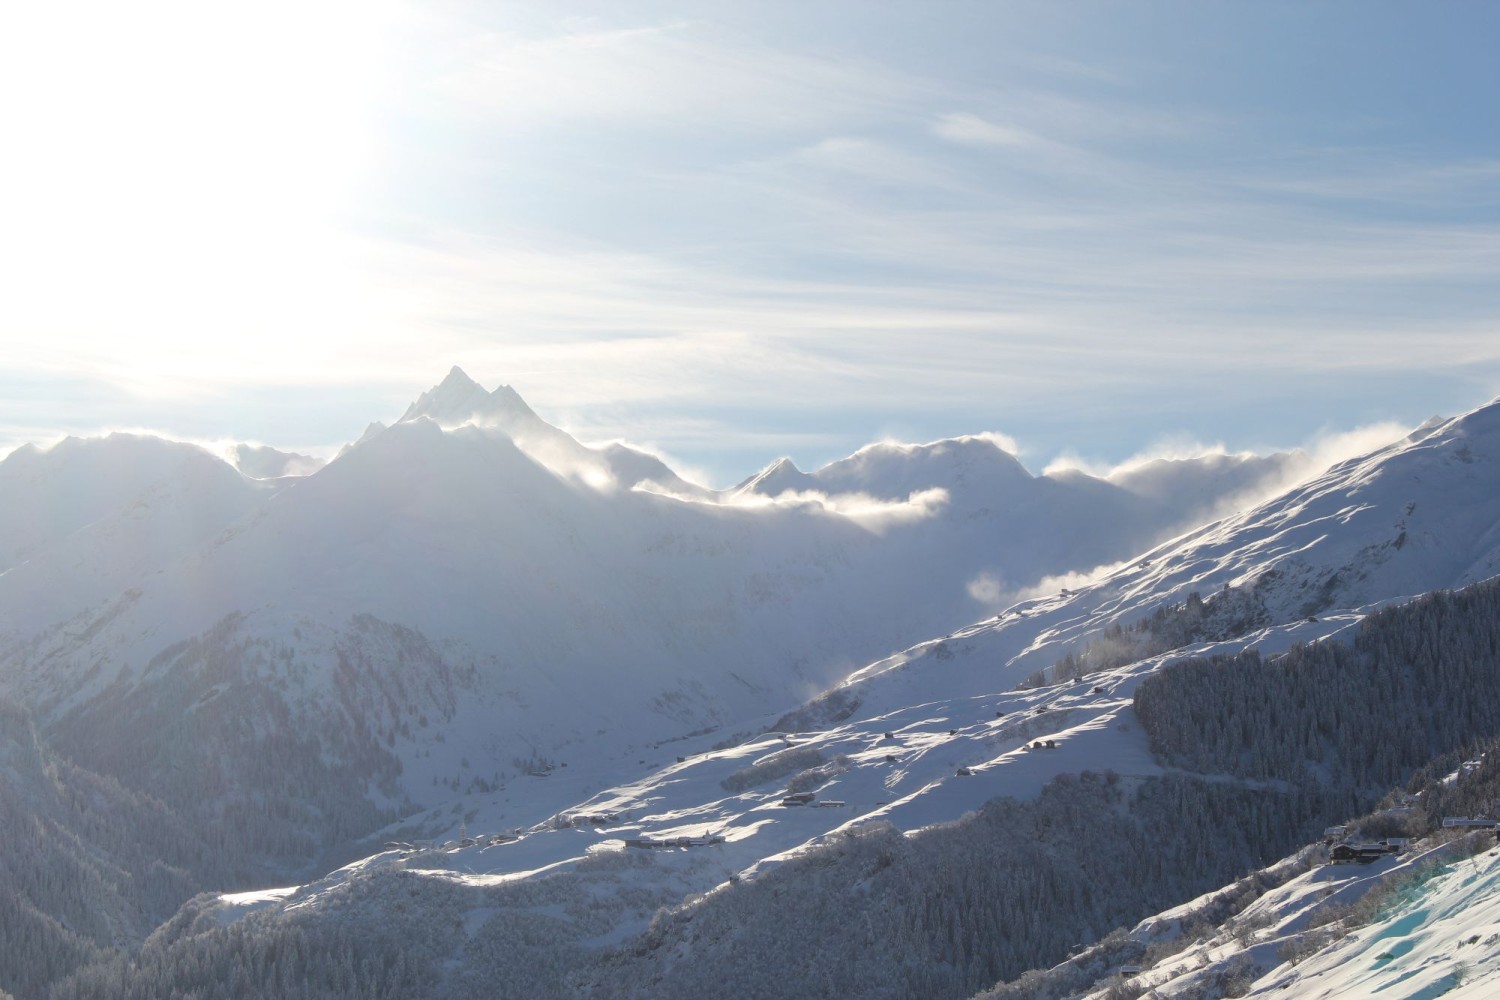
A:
[1,1,1497,485]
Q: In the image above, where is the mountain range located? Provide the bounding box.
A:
[0,369,1310,852]
[3,371,1499,999]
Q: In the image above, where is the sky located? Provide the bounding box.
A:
[1,0,1497,487]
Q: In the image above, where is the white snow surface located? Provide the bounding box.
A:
[1260,842,1500,1000]
[1078,834,1500,999]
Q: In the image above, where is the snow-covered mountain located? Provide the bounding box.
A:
[815,393,1500,723]
[65,552,1500,1000]
[736,435,1304,534]
[0,369,1306,871]
[46,392,1498,999]
[9,375,1500,1000]
[0,434,272,637]
[402,365,708,497]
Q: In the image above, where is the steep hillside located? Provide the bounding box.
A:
[57,572,1500,999]
[57,397,1500,997]
[10,380,1499,999]
[0,699,219,1000]
[0,370,1309,878]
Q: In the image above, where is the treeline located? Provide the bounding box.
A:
[47,851,656,1000]
[49,892,441,1000]
[719,745,825,793]
[1134,577,1500,806]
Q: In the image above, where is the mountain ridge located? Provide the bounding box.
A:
[6,378,1500,998]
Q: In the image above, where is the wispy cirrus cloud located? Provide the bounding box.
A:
[931,112,1051,150]
[426,17,923,135]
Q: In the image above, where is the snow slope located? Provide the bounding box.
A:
[0,369,1313,843]
[10,380,1500,1000]
[167,394,1500,983]
[163,596,1405,1000]
[0,435,271,637]
[815,393,1500,724]
[1255,840,1500,999]
[1061,831,1500,1000]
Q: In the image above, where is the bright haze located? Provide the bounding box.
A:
[2,0,1496,486]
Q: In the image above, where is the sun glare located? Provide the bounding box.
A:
[0,0,398,385]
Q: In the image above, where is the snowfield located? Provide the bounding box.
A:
[1073,833,1500,1000]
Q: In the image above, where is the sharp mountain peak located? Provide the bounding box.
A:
[399,367,537,428]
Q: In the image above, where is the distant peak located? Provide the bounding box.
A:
[400,368,539,428]
[733,456,813,497]
[767,457,801,475]
[440,365,482,389]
